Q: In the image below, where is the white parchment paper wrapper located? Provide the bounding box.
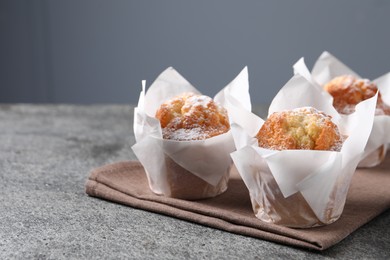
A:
[132,67,249,199]
[230,73,377,227]
[293,51,390,167]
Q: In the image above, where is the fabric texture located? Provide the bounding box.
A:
[85,155,390,251]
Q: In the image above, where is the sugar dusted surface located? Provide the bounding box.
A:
[258,107,343,151]
[156,93,230,141]
[185,95,213,108]
[324,75,390,116]
[163,127,207,141]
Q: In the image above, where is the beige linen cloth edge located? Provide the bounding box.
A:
[85,155,390,251]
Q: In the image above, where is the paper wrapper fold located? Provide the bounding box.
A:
[294,51,390,167]
[132,67,249,200]
[230,73,377,228]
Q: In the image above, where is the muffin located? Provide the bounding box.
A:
[324,75,390,115]
[324,75,390,167]
[154,92,231,200]
[156,93,230,141]
[248,107,344,227]
[230,70,377,227]
[256,107,343,151]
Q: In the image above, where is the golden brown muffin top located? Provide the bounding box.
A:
[155,93,230,141]
[324,75,390,115]
[256,107,343,151]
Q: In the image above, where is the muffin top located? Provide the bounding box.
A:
[256,107,343,151]
[324,75,390,115]
[155,93,230,141]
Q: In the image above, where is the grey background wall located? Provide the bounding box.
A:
[1,0,390,104]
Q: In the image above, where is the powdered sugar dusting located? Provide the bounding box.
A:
[291,107,332,127]
[262,107,344,151]
[156,93,230,141]
[293,107,344,151]
[330,136,345,152]
[338,104,387,116]
[186,95,213,108]
[163,127,209,141]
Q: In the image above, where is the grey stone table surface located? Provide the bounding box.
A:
[1,104,389,259]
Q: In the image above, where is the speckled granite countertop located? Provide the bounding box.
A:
[1,104,389,259]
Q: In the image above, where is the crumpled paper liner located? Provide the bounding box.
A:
[230,73,377,228]
[293,51,390,167]
[132,67,249,200]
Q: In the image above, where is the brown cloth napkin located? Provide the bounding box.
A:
[85,154,390,251]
